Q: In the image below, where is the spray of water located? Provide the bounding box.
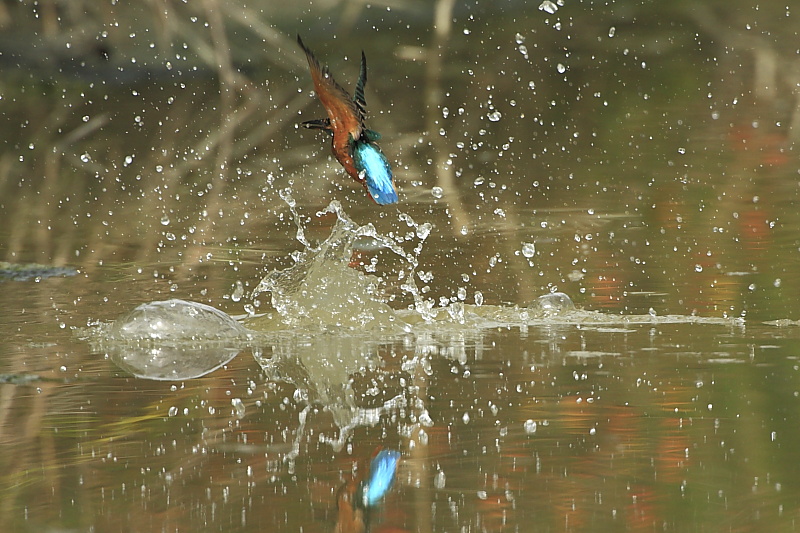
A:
[250,196,437,331]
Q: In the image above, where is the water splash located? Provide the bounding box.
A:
[250,200,436,331]
[278,187,313,250]
[83,201,751,468]
[248,198,748,331]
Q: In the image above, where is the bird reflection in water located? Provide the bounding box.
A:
[334,448,402,533]
[297,35,398,205]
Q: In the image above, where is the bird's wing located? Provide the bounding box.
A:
[297,35,362,140]
[301,118,332,131]
[353,51,368,125]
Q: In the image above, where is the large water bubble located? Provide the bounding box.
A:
[91,299,252,380]
[527,292,576,317]
[107,299,249,341]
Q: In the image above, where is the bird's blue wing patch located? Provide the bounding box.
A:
[362,449,401,506]
[353,142,398,205]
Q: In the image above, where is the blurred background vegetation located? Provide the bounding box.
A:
[1,0,799,314]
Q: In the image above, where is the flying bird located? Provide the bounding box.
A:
[297,35,398,205]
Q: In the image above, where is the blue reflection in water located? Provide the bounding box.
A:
[361,449,401,506]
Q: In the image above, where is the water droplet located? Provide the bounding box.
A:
[524,419,538,434]
[539,0,558,14]
[608,26,616,37]
[168,406,178,417]
[80,153,91,163]
[557,63,566,74]
[462,412,471,424]
[487,110,502,122]
[521,242,535,258]
[431,186,444,199]
[160,214,170,226]
[416,223,432,240]
[515,33,525,44]
[434,470,447,489]
[231,280,245,302]
[419,410,434,426]
[474,291,484,306]
[293,388,309,403]
[231,398,246,419]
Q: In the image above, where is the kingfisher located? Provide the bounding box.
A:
[297,35,398,205]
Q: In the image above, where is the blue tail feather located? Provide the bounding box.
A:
[353,141,398,205]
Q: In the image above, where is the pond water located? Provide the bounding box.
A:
[2,1,800,531]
